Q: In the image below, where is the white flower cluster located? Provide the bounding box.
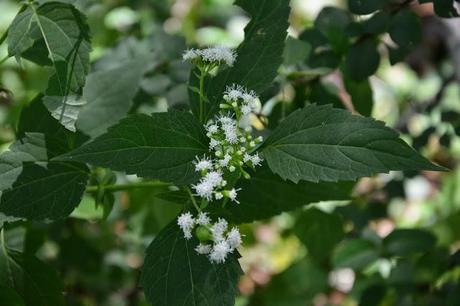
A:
[177,212,242,263]
[192,84,263,203]
[182,46,237,67]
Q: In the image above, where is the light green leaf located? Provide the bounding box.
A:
[189,0,290,121]
[261,104,444,183]
[140,221,243,306]
[76,58,147,138]
[0,231,65,306]
[57,110,209,185]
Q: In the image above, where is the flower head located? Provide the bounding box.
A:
[204,171,223,187]
[192,181,214,200]
[195,243,212,255]
[209,240,231,263]
[227,227,242,250]
[200,46,236,67]
[194,156,213,172]
[182,49,200,62]
[177,212,195,239]
[211,218,228,242]
[196,212,211,226]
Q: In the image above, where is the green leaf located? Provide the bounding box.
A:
[314,7,351,54]
[222,165,353,223]
[343,76,373,117]
[140,221,243,306]
[348,0,386,15]
[333,238,380,269]
[189,0,290,121]
[0,286,25,306]
[344,39,380,81]
[294,208,344,261]
[0,231,65,306]
[0,97,89,221]
[7,2,91,92]
[384,229,437,256]
[76,58,147,138]
[261,104,444,183]
[389,9,422,50]
[57,110,209,185]
[283,36,311,66]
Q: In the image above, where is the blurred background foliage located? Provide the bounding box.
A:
[1,0,460,305]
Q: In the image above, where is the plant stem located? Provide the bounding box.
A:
[86,181,170,193]
[185,187,201,212]
[0,55,9,66]
[199,67,206,123]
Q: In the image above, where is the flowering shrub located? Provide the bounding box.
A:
[0,0,458,305]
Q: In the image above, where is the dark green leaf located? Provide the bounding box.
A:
[384,229,437,256]
[283,36,311,66]
[343,76,373,116]
[223,165,353,223]
[0,286,25,306]
[389,9,422,50]
[348,0,386,15]
[189,0,290,121]
[58,110,209,185]
[294,208,344,261]
[344,39,380,81]
[76,58,146,138]
[140,221,243,306]
[262,104,444,183]
[333,238,380,269]
[314,7,351,53]
[0,233,65,306]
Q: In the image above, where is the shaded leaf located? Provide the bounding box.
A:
[384,229,437,256]
[333,238,380,269]
[294,208,344,261]
[140,221,243,306]
[344,39,380,81]
[0,233,65,306]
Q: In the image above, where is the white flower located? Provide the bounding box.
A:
[200,46,236,67]
[227,227,242,250]
[219,154,232,167]
[215,192,224,200]
[204,171,223,187]
[195,243,212,255]
[177,212,195,239]
[211,218,228,242]
[218,114,235,125]
[251,153,263,166]
[182,49,200,62]
[241,103,252,115]
[228,188,240,204]
[243,153,252,163]
[224,84,244,101]
[242,90,258,104]
[194,156,213,172]
[192,180,214,200]
[209,240,231,263]
[209,138,220,150]
[223,124,238,144]
[196,212,211,226]
[206,124,219,134]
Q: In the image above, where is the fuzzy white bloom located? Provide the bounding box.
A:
[242,91,258,104]
[206,124,219,134]
[196,212,211,226]
[211,218,228,242]
[200,46,236,67]
[177,212,195,240]
[224,84,244,101]
[251,153,263,166]
[192,180,214,200]
[195,243,212,255]
[209,240,231,263]
[243,153,252,163]
[228,188,240,204]
[222,124,238,144]
[182,49,200,62]
[219,154,232,167]
[241,103,252,115]
[204,171,223,187]
[215,192,224,200]
[194,156,213,172]
[209,138,220,150]
[227,227,242,250]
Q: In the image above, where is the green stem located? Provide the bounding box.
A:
[185,187,201,212]
[0,30,8,47]
[86,181,170,193]
[0,55,9,66]
[199,67,206,123]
